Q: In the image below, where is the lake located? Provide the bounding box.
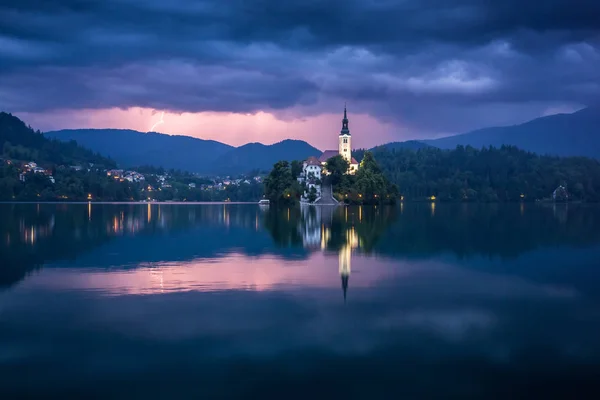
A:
[1,202,600,398]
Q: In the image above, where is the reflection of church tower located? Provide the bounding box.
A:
[339,242,351,302]
[339,227,358,302]
[338,105,351,164]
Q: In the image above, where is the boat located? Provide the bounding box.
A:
[258,199,270,206]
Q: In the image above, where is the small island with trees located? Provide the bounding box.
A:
[264,151,398,205]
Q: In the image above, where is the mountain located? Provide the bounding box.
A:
[1,112,115,167]
[211,140,322,175]
[45,128,322,175]
[423,107,600,158]
[45,129,233,172]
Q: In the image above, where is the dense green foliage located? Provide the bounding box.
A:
[1,111,124,201]
[367,145,600,202]
[1,112,116,168]
[291,160,302,180]
[266,153,397,205]
[263,161,302,204]
[331,152,398,204]
[325,155,349,187]
[0,162,263,202]
[0,165,138,201]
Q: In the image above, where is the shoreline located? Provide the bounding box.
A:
[0,201,260,205]
[0,200,589,205]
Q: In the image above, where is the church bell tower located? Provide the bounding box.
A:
[339,104,351,164]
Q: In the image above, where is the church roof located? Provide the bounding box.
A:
[318,151,359,165]
[304,156,321,166]
[318,150,339,163]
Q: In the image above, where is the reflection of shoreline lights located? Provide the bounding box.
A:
[147,203,152,223]
[348,227,359,249]
[19,215,55,245]
[88,202,92,221]
[24,226,36,244]
[431,201,436,217]
[320,224,331,250]
[223,205,230,227]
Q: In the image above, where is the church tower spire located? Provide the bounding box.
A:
[338,104,352,164]
[340,103,350,136]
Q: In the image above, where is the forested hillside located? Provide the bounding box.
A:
[1,112,115,168]
[369,145,600,202]
[1,112,128,201]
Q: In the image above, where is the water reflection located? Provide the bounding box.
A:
[2,203,600,295]
[2,203,600,397]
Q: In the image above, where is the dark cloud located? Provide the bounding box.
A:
[0,0,599,135]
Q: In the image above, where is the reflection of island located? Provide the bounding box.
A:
[295,205,384,300]
[264,204,396,300]
[294,205,394,253]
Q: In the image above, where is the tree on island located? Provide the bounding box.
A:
[325,155,349,187]
[290,160,302,180]
[331,151,397,205]
[264,160,301,204]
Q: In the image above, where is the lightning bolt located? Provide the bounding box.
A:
[149,111,165,132]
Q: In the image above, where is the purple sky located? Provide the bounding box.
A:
[1,0,599,148]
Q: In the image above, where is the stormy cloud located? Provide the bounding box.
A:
[1,0,599,136]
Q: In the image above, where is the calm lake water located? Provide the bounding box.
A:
[1,202,600,398]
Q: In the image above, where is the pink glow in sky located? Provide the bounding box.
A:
[18,107,402,149]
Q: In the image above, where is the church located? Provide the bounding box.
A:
[298,106,359,202]
[317,105,359,174]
